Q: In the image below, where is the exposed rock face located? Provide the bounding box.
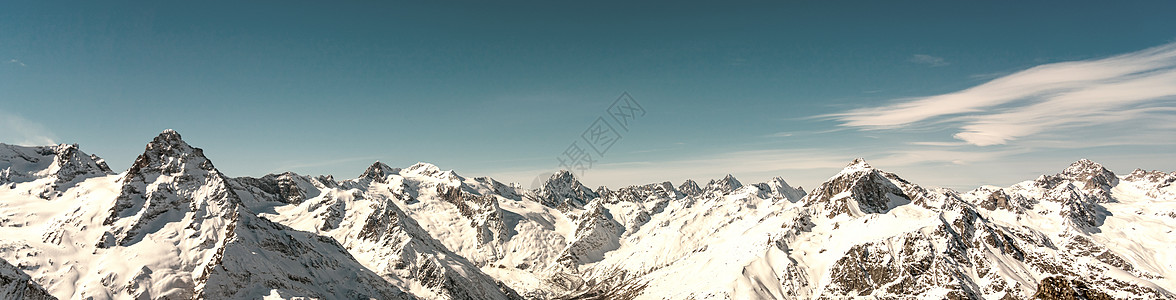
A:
[1033,276,1113,300]
[528,170,598,210]
[1123,168,1176,200]
[28,130,410,299]
[344,197,520,300]
[1123,169,1174,185]
[704,174,743,195]
[46,144,113,185]
[0,143,113,198]
[361,161,402,184]
[803,159,915,218]
[0,258,55,300]
[556,202,623,268]
[969,186,1032,212]
[1033,159,1119,203]
[436,185,509,246]
[99,129,239,248]
[677,179,702,197]
[819,204,1025,299]
[231,172,328,205]
[89,154,113,174]
[763,176,806,202]
[598,181,680,204]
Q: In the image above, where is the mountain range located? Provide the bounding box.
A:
[1,130,1173,299]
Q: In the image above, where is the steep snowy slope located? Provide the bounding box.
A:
[0,143,112,200]
[233,162,525,300]
[0,258,55,300]
[0,130,409,299]
[558,176,808,298]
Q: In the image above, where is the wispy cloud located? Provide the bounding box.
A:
[6,59,26,67]
[831,42,1176,146]
[967,71,1010,80]
[0,110,57,146]
[909,54,948,67]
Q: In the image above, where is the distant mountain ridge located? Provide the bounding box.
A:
[1,129,1174,299]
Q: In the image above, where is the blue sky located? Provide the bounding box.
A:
[2,1,1174,190]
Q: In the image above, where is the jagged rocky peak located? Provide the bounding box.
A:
[123,129,213,181]
[678,179,702,196]
[544,170,581,189]
[100,129,239,248]
[47,143,113,182]
[657,180,675,191]
[89,153,112,173]
[803,158,915,218]
[762,176,807,201]
[1124,168,1176,186]
[652,181,679,198]
[1034,159,1119,203]
[0,143,111,186]
[1061,158,1119,188]
[598,180,682,203]
[704,174,743,194]
[530,170,598,209]
[360,161,401,183]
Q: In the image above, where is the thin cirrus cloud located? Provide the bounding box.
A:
[830,42,1176,146]
[909,54,949,67]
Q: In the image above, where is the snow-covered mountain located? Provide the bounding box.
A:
[1,129,1174,299]
[2,130,408,299]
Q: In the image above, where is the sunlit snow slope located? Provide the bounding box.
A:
[2,130,1174,300]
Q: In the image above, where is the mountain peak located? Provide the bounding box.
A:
[678,179,702,196]
[844,157,873,170]
[143,129,197,154]
[552,169,576,180]
[404,162,442,176]
[530,170,597,209]
[360,161,400,182]
[1062,159,1112,178]
[1057,159,1118,200]
[152,129,185,145]
[832,158,878,178]
[764,176,807,201]
[805,160,916,218]
[704,174,742,194]
[1124,168,1175,186]
[123,129,209,182]
[102,130,239,247]
[849,157,871,167]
